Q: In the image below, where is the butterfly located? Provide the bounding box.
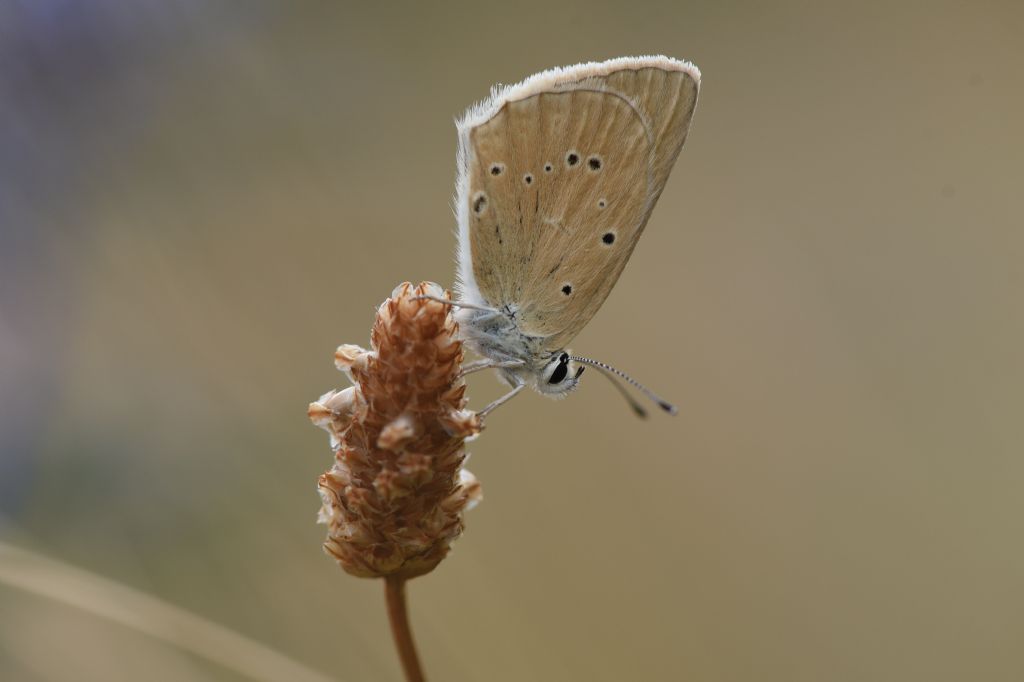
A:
[428,56,700,417]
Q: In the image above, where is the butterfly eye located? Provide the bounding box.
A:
[548,353,570,384]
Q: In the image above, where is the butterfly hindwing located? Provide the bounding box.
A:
[456,57,700,351]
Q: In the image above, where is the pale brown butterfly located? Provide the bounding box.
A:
[425,56,700,417]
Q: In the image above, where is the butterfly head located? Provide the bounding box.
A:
[535,351,585,397]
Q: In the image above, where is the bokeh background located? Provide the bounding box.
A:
[2,1,1023,680]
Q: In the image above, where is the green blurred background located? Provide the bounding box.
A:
[2,1,1023,680]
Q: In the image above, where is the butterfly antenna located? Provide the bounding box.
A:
[582,363,649,419]
[570,355,678,416]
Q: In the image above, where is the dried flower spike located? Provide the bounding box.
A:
[310,282,483,581]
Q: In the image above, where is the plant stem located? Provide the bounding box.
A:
[0,540,336,682]
[384,575,425,682]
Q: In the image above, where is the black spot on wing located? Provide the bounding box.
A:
[472,192,488,214]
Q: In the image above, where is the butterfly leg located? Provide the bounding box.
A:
[458,359,525,378]
[477,380,526,418]
[412,295,498,314]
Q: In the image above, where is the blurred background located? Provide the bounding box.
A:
[2,1,1023,680]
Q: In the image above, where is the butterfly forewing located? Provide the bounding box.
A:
[457,58,699,351]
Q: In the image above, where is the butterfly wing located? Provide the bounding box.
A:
[455,56,700,351]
